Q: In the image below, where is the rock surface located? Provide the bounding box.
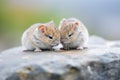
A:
[0,36,120,80]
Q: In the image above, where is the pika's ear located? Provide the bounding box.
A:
[73,22,79,30]
[62,18,66,22]
[49,21,54,26]
[39,25,45,33]
[61,18,67,24]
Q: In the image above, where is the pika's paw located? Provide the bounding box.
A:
[34,48,42,52]
[77,46,88,50]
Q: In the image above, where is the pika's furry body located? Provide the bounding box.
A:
[59,18,89,50]
[22,21,60,52]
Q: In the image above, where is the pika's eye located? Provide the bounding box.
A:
[48,36,53,39]
[68,33,74,37]
[46,35,53,39]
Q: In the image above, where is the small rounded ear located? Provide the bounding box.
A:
[49,21,55,26]
[61,18,67,25]
[39,25,45,33]
[73,22,79,30]
[74,22,79,26]
[62,18,66,22]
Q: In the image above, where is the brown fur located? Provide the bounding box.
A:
[39,23,60,46]
[60,19,79,43]
[59,18,89,50]
[22,21,60,51]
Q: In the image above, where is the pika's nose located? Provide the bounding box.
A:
[50,43,59,47]
[56,43,59,46]
[61,41,63,43]
[61,39,65,43]
[54,43,59,46]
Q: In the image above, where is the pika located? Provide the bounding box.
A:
[21,21,60,52]
[59,18,89,50]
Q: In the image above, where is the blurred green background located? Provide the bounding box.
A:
[0,0,120,51]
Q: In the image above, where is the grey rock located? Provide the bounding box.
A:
[0,36,120,80]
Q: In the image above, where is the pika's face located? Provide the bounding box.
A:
[38,21,60,47]
[60,19,79,44]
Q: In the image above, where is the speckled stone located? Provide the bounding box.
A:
[0,36,120,80]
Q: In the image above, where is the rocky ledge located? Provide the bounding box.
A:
[0,36,120,80]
